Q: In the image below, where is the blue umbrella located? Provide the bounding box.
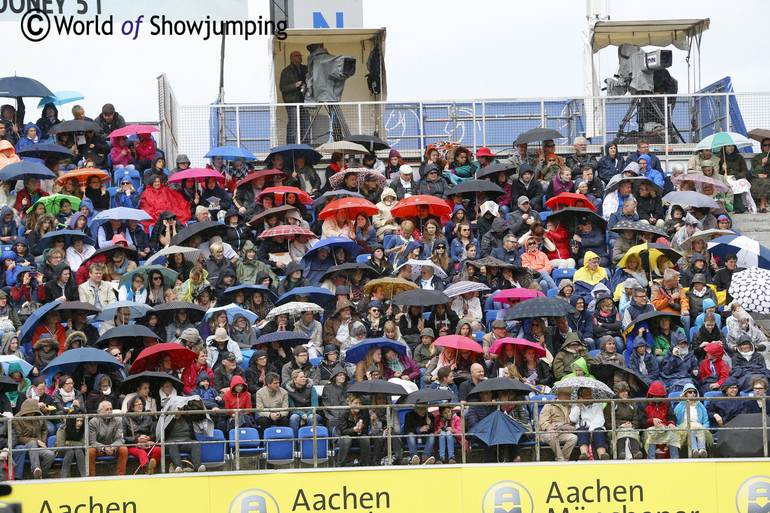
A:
[202,304,258,325]
[0,76,53,98]
[256,331,310,348]
[0,355,33,377]
[303,236,362,262]
[41,347,123,377]
[0,161,56,181]
[204,146,255,160]
[344,338,407,364]
[223,284,278,305]
[16,143,75,159]
[267,144,322,168]
[275,286,335,307]
[92,301,155,322]
[91,207,153,224]
[468,410,529,446]
[19,301,62,346]
[37,90,84,108]
[707,235,770,269]
[34,229,95,254]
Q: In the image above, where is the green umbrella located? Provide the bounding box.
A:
[119,265,178,288]
[694,131,753,152]
[26,193,81,216]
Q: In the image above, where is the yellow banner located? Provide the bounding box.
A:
[4,460,770,512]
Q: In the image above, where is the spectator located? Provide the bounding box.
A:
[336,394,372,466]
[674,384,710,458]
[624,140,661,173]
[212,351,245,394]
[706,377,743,427]
[77,262,115,309]
[281,345,320,387]
[87,400,127,476]
[651,269,690,335]
[14,398,55,479]
[628,336,660,386]
[572,218,609,267]
[538,387,578,462]
[94,103,126,134]
[256,372,290,433]
[570,387,609,460]
[551,333,594,381]
[597,142,624,183]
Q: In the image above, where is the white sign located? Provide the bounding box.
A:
[291,0,362,29]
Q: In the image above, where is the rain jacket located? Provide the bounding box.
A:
[479,217,510,258]
[698,343,729,390]
[705,376,744,425]
[138,184,192,229]
[520,235,551,274]
[510,164,543,209]
[592,294,622,339]
[0,206,17,242]
[651,279,689,315]
[597,142,624,182]
[573,251,609,300]
[673,383,709,427]
[636,154,664,187]
[15,122,40,151]
[652,322,687,358]
[13,398,48,444]
[593,334,626,366]
[639,381,676,428]
[628,336,659,385]
[551,333,594,381]
[0,140,20,171]
[660,341,698,391]
[730,335,766,369]
[222,375,252,413]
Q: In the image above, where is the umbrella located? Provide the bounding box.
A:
[233,169,288,190]
[169,220,229,246]
[694,131,753,152]
[708,235,770,269]
[167,167,225,185]
[446,180,505,197]
[328,168,387,191]
[513,127,563,146]
[255,331,310,349]
[504,296,576,321]
[256,186,312,205]
[344,338,408,364]
[0,76,52,98]
[247,205,298,228]
[37,90,84,108]
[92,207,152,224]
[27,193,81,216]
[33,229,95,254]
[94,325,163,349]
[545,192,597,211]
[55,168,110,188]
[443,281,490,298]
[492,289,545,303]
[19,301,61,345]
[468,410,529,446]
[221,284,278,305]
[468,377,532,396]
[320,262,381,282]
[672,173,729,193]
[0,355,33,377]
[312,190,364,210]
[398,259,447,280]
[474,162,517,181]
[392,289,450,307]
[425,141,462,167]
[471,256,517,269]
[398,388,457,405]
[48,119,101,135]
[119,265,178,288]
[266,144,322,168]
[604,176,663,197]
[363,277,418,297]
[489,338,547,359]
[662,191,720,209]
[729,268,770,314]
[152,302,206,323]
[616,243,682,272]
[343,134,390,152]
[41,347,123,377]
[547,207,607,230]
[130,343,197,374]
[608,220,668,239]
[119,371,184,395]
[145,245,201,266]
[748,129,770,144]
[303,236,361,261]
[204,145,256,160]
[347,380,408,396]
[202,304,258,326]
[107,125,159,138]
[16,143,74,160]
[318,197,378,221]
[316,141,370,155]
[53,301,99,316]
[390,195,452,218]
[589,362,650,396]
[622,309,683,337]
[0,375,19,392]
[93,301,154,322]
[716,413,770,458]
[554,376,614,400]
[433,335,483,353]
[266,301,324,320]
[275,286,335,307]
[680,229,735,253]
[0,160,56,181]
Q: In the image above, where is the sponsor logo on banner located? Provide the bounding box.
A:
[229,489,280,513]
[482,481,534,513]
[736,476,770,513]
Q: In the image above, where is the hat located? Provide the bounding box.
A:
[578,216,591,225]
[491,320,507,329]
[111,234,127,246]
[323,344,338,356]
[613,381,629,393]
[368,299,383,310]
[399,164,413,175]
[517,195,530,205]
[623,277,641,290]
[474,147,496,158]
[221,351,236,362]
[420,328,435,339]
[691,273,707,285]
[367,364,380,374]
[519,163,534,175]
[700,159,716,169]
[180,328,202,342]
[335,285,350,296]
[252,350,267,360]
[176,154,191,165]
[213,327,230,342]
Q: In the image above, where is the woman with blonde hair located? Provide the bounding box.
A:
[355,346,385,383]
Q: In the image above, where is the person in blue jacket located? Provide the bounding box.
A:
[705,376,743,428]
[636,154,664,188]
[113,177,141,208]
[660,338,699,394]
[624,140,662,173]
[573,216,609,267]
[674,383,710,458]
[628,335,659,386]
[0,206,17,244]
[597,142,624,183]
[35,103,59,140]
[15,122,40,151]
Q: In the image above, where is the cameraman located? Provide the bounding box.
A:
[279,50,308,144]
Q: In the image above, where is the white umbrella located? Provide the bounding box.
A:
[145,245,202,266]
[708,235,770,269]
[443,281,490,298]
[316,141,370,155]
[729,267,770,314]
[396,259,447,281]
[266,301,324,321]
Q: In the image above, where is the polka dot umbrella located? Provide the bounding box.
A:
[729,267,770,314]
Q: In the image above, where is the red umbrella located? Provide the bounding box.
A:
[167,167,225,184]
[433,335,483,353]
[488,337,546,359]
[107,124,159,138]
[234,169,288,189]
[390,195,452,218]
[129,343,197,374]
[256,186,312,205]
[544,192,597,211]
[318,197,378,221]
[258,225,316,239]
[492,289,545,303]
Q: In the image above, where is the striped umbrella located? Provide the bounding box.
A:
[708,235,770,269]
[258,225,316,239]
[443,281,490,298]
[694,132,753,152]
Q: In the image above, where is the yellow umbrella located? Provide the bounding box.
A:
[616,243,682,272]
[363,277,418,298]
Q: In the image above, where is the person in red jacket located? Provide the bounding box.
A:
[698,342,729,395]
[222,375,253,430]
[640,381,680,459]
[181,346,213,395]
[544,219,576,269]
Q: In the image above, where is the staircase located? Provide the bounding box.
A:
[729,213,770,331]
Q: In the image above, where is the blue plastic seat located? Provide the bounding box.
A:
[546,288,558,297]
[356,254,371,263]
[298,425,330,466]
[263,426,295,467]
[228,427,264,465]
[589,349,600,358]
[552,268,576,281]
[197,429,227,469]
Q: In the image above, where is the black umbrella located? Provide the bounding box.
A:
[716,413,770,457]
[152,302,206,324]
[504,296,576,321]
[48,119,101,135]
[397,388,457,405]
[17,143,75,160]
[589,362,650,396]
[342,135,390,152]
[320,262,381,282]
[513,127,563,146]
[446,180,505,197]
[392,289,450,307]
[89,244,139,264]
[609,220,668,239]
[170,220,230,246]
[468,377,532,396]
[53,301,100,315]
[604,176,663,197]
[119,371,184,395]
[0,76,52,98]
[347,380,409,396]
[547,207,607,230]
[95,325,163,349]
[624,309,683,333]
[0,375,18,392]
[475,162,516,180]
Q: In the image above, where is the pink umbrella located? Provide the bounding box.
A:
[107,124,159,138]
[167,167,225,184]
[492,289,545,303]
[433,335,483,353]
[672,173,729,193]
[488,337,546,359]
[258,225,316,239]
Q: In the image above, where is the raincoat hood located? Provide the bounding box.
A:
[452,204,466,217]
[0,140,15,156]
[333,298,354,317]
[560,332,583,350]
[1,332,18,353]
[646,381,667,398]
[22,122,40,139]
[590,282,611,296]
[701,298,716,311]
[79,198,94,216]
[489,217,510,234]
[33,336,60,353]
[284,261,303,276]
[720,376,739,391]
[64,330,86,351]
[704,342,725,359]
[17,398,43,417]
[559,279,575,294]
[229,375,248,392]
[604,142,618,156]
[380,187,397,202]
[691,253,706,266]
[679,382,699,397]
[632,335,650,350]
[455,318,474,336]
[196,371,211,386]
[92,373,113,394]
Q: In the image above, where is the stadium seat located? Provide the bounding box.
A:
[263,427,295,467]
[689,326,698,341]
[298,425,331,466]
[552,268,576,281]
[356,254,370,263]
[309,357,322,367]
[228,427,263,468]
[197,429,227,469]
[589,349,600,358]
[622,349,631,366]
[546,288,558,297]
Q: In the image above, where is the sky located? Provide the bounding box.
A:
[0,0,766,123]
